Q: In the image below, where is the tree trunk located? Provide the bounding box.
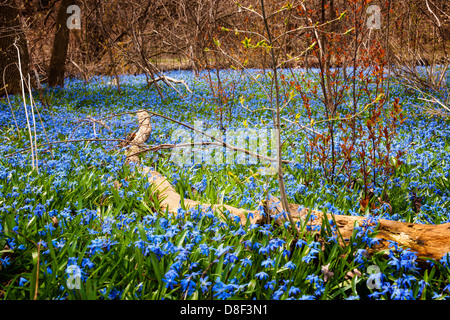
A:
[0,0,29,97]
[48,0,72,88]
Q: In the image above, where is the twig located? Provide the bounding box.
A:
[281,117,321,134]
[126,141,292,164]
[5,138,140,158]
[2,63,20,133]
[147,75,193,93]
[24,77,54,159]
[34,241,41,300]
[69,116,112,139]
[425,0,441,27]
[13,39,36,171]
[27,75,39,171]
[134,109,287,165]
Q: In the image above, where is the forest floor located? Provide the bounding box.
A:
[0,69,449,300]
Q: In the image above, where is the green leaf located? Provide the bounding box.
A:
[150,252,163,286]
[242,37,252,48]
[176,229,188,248]
[245,279,257,294]
[344,27,355,35]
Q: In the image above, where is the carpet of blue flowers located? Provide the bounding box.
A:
[0,69,450,300]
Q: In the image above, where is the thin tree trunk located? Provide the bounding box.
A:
[260,0,299,234]
[48,0,73,88]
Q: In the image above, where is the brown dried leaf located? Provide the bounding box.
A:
[321,263,334,282]
[345,268,362,280]
[52,216,59,228]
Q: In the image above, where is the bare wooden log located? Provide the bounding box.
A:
[263,196,450,262]
[125,110,153,164]
[141,168,257,225]
[125,110,450,263]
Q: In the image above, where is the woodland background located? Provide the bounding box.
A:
[1,0,449,94]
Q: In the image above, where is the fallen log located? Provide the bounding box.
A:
[125,110,450,263]
[263,197,450,262]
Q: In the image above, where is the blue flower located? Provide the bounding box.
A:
[284,261,296,270]
[272,289,284,300]
[189,262,199,270]
[240,257,252,267]
[387,249,419,273]
[440,253,450,267]
[305,274,321,286]
[288,286,300,296]
[354,249,367,264]
[0,257,11,267]
[198,243,210,256]
[432,292,443,300]
[225,252,239,264]
[417,279,430,297]
[258,246,269,255]
[232,227,246,236]
[299,295,315,300]
[255,271,269,280]
[180,276,196,295]
[212,277,236,300]
[261,258,275,268]
[86,238,117,255]
[82,258,94,269]
[264,280,276,290]
[46,266,53,275]
[211,234,224,242]
[200,276,211,293]
[34,203,46,218]
[391,287,414,300]
[302,248,319,263]
[162,269,178,289]
[19,277,29,287]
[215,245,232,257]
[107,288,122,300]
[368,291,384,299]
[295,239,307,248]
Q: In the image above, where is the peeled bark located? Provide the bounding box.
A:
[125,110,450,263]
